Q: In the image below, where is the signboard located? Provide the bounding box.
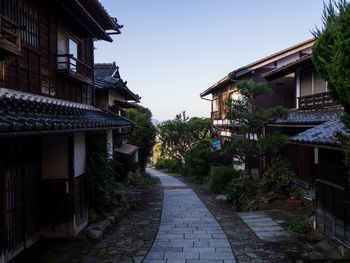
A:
[212,140,221,151]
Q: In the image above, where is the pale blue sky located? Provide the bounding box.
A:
[95,0,325,121]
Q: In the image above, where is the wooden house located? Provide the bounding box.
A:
[0,1,134,262]
[200,39,314,150]
[94,62,140,167]
[262,50,349,247]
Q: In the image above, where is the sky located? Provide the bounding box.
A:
[94,0,325,121]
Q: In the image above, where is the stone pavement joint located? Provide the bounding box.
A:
[145,168,237,263]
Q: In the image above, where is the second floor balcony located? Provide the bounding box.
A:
[57,54,93,85]
[298,92,338,110]
[0,15,21,56]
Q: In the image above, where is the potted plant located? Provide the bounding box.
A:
[286,188,303,207]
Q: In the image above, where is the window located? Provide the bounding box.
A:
[300,69,327,96]
[4,0,39,48]
[212,98,219,112]
[57,29,78,72]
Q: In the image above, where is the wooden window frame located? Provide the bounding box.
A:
[3,0,40,50]
[212,98,219,112]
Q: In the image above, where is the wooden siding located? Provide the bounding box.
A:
[317,182,350,247]
[1,0,94,105]
[0,137,41,260]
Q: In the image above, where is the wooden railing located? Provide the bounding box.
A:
[57,54,93,85]
[0,15,21,55]
[298,92,337,109]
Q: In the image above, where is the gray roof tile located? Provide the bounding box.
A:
[289,119,346,146]
[274,108,343,125]
[0,88,134,136]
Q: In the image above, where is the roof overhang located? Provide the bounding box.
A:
[58,0,116,42]
[200,75,232,98]
[200,38,315,98]
[0,88,135,137]
[262,55,312,81]
[115,144,139,155]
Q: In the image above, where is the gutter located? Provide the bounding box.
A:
[0,125,134,138]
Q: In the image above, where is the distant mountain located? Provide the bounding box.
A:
[151,118,161,126]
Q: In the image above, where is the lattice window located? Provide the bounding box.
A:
[4,0,39,48]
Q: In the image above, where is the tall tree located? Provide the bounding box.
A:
[312,0,350,176]
[158,111,218,162]
[126,105,157,172]
[225,80,288,175]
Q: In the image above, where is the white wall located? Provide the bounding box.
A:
[74,132,86,177]
[41,135,69,179]
[106,130,113,159]
[108,89,125,107]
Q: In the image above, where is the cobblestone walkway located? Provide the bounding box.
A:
[145,168,236,263]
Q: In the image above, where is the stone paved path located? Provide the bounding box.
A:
[238,212,289,242]
[145,168,236,263]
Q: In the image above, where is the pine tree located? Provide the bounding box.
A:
[225,80,288,176]
[312,0,350,179]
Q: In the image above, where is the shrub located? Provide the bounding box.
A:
[129,170,150,189]
[154,158,167,169]
[290,218,311,234]
[154,158,182,173]
[166,158,182,173]
[260,156,295,199]
[86,135,123,216]
[226,177,259,211]
[182,140,219,183]
[209,166,240,194]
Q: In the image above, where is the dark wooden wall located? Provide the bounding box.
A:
[2,0,94,105]
[253,67,295,110]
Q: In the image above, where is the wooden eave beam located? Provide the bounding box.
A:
[82,0,120,32]
[70,0,113,42]
[59,4,96,39]
[287,141,342,151]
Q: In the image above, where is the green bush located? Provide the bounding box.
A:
[154,158,181,173]
[166,158,182,173]
[210,166,240,194]
[226,177,259,211]
[86,135,123,216]
[260,156,295,199]
[154,158,167,169]
[290,218,311,234]
[129,170,150,189]
[182,140,219,183]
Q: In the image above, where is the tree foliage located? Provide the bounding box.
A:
[126,105,157,171]
[312,0,350,178]
[312,0,350,113]
[182,140,219,182]
[158,111,218,162]
[225,80,289,173]
[86,134,123,216]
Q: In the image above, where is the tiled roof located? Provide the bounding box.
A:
[273,108,343,125]
[200,38,315,97]
[290,119,345,146]
[115,143,139,155]
[94,63,118,85]
[94,63,141,102]
[0,88,134,136]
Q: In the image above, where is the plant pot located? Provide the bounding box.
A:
[286,199,303,207]
[302,198,312,206]
[261,195,273,204]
